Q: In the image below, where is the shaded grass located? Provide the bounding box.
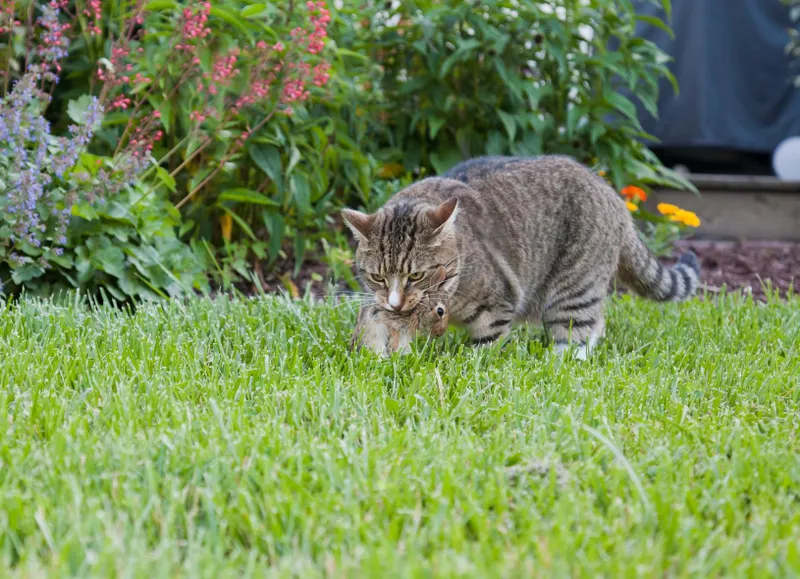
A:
[1,292,799,577]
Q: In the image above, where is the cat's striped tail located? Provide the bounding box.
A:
[618,225,700,301]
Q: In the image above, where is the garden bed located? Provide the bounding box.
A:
[249,240,799,304]
[666,240,799,301]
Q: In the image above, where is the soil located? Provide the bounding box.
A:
[662,240,799,302]
[240,240,800,303]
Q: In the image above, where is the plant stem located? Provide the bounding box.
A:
[175,109,278,210]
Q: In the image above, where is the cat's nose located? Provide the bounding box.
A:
[388,290,405,310]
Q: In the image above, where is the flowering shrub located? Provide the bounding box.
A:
[64,0,380,286]
[0,1,206,299]
[348,0,692,191]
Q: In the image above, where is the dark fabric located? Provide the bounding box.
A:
[628,0,800,154]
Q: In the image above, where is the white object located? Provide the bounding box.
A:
[773,137,800,180]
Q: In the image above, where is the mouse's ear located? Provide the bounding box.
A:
[429,265,448,288]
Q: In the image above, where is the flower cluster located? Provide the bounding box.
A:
[621,185,648,212]
[37,3,71,78]
[204,48,240,96]
[97,46,137,88]
[657,203,701,228]
[0,0,20,35]
[1,69,103,251]
[177,2,211,50]
[621,185,648,203]
[83,0,102,36]
[304,1,331,55]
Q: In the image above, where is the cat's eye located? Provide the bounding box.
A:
[408,271,425,282]
[368,273,385,285]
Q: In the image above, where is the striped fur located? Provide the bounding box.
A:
[342,155,701,357]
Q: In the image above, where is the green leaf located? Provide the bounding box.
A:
[440,39,481,77]
[293,234,306,277]
[218,188,279,206]
[10,264,43,284]
[497,110,517,142]
[286,145,302,175]
[240,3,266,18]
[566,106,586,139]
[144,0,177,10]
[662,0,672,21]
[607,92,639,122]
[590,124,606,145]
[88,237,126,279]
[262,211,285,263]
[156,166,176,193]
[72,202,99,221]
[290,173,311,215]
[428,116,446,140]
[335,48,370,62]
[429,148,462,175]
[635,14,675,39]
[249,145,283,193]
[485,131,507,156]
[67,95,97,126]
[210,6,253,36]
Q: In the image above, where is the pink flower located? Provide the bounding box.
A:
[110,95,132,110]
[312,62,330,87]
[178,2,211,49]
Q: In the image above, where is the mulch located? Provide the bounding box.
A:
[662,240,799,302]
[240,240,800,303]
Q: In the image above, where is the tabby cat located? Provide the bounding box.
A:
[342,156,700,359]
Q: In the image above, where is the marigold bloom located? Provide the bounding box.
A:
[657,203,679,216]
[625,201,637,212]
[621,185,647,202]
[670,209,700,228]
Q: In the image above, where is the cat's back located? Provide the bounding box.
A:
[444,155,618,205]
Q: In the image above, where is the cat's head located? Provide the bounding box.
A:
[341,197,459,314]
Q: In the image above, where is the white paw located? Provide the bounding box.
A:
[553,342,588,361]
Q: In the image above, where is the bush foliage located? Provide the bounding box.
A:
[0,0,696,299]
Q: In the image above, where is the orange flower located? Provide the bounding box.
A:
[621,185,648,202]
[625,201,638,212]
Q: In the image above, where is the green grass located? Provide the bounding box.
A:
[1,292,800,578]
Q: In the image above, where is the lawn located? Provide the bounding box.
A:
[1,292,799,577]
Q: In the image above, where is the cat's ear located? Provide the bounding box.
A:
[341,208,375,241]
[427,197,459,237]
